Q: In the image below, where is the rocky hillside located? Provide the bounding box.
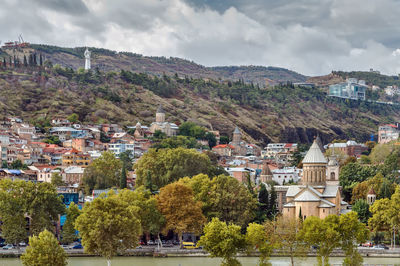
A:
[2,44,307,86]
[0,64,398,145]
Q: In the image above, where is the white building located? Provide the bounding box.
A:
[272,167,301,185]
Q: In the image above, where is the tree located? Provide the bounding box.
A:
[204,132,217,149]
[61,202,80,244]
[182,174,257,227]
[120,162,127,189]
[119,150,133,171]
[67,113,79,123]
[267,186,277,219]
[21,229,67,266]
[352,199,371,224]
[23,55,28,67]
[10,159,27,170]
[135,147,214,190]
[51,172,64,187]
[151,135,199,149]
[339,163,376,202]
[219,135,229,144]
[118,187,165,240]
[255,183,269,223]
[0,180,65,238]
[75,191,141,266]
[370,143,392,164]
[268,216,307,266]
[246,223,273,266]
[298,215,341,266]
[178,122,206,139]
[199,217,246,266]
[83,151,122,193]
[338,212,369,266]
[156,182,206,244]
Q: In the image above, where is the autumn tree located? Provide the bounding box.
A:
[21,230,67,266]
[75,191,141,266]
[339,163,376,201]
[61,202,80,244]
[83,151,122,193]
[199,218,246,266]
[156,182,206,244]
[135,147,215,189]
[269,216,307,266]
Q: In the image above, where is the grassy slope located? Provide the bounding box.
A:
[0,67,398,145]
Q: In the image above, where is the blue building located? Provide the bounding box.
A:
[329,78,367,100]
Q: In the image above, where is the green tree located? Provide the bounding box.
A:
[254,183,269,223]
[370,143,392,164]
[339,163,376,202]
[151,135,199,149]
[119,151,133,170]
[338,212,369,266]
[67,113,79,123]
[246,223,273,266]
[204,132,217,149]
[83,151,122,193]
[352,199,371,224]
[10,159,27,170]
[61,202,80,244]
[178,122,206,139]
[135,147,214,190]
[219,135,229,144]
[267,186,277,219]
[120,162,127,189]
[118,187,165,240]
[51,172,64,187]
[182,174,257,227]
[75,191,141,266]
[21,229,67,266]
[298,215,341,266]
[156,182,206,244]
[199,217,246,266]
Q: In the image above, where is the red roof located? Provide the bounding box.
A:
[213,144,235,149]
[387,124,398,128]
[284,143,293,148]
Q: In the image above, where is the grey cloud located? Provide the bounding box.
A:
[36,0,89,15]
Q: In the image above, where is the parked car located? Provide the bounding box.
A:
[373,244,389,250]
[147,240,155,245]
[2,244,13,250]
[181,242,196,249]
[172,240,180,246]
[18,242,27,247]
[72,243,83,249]
[361,242,373,247]
[139,240,145,245]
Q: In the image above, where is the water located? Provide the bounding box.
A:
[1,256,400,266]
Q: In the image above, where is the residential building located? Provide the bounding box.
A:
[108,140,135,157]
[63,166,85,185]
[62,149,91,168]
[328,78,367,100]
[272,167,301,185]
[212,144,235,157]
[378,124,399,144]
[262,143,298,163]
[326,140,368,158]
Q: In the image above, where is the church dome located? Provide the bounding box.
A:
[136,121,141,127]
[302,139,327,164]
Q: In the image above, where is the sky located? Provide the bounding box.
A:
[1,0,400,76]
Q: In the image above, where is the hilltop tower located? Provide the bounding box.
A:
[156,105,165,123]
[301,139,328,186]
[232,126,242,146]
[84,48,91,70]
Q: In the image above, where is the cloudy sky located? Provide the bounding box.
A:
[1,0,400,76]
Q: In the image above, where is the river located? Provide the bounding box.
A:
[1,256,400,266]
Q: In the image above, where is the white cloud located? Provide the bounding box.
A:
[2,0,400,76]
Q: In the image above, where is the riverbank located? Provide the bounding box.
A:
[1,246,399,259]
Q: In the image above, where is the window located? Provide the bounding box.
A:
[330,172,335,180]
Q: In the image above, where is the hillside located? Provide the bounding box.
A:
[2,44,307,86]
[0,65,398,145]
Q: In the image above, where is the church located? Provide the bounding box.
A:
[149,105,179,137]
[282,139,347,219]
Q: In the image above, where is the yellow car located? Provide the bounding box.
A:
[181,242,196,249]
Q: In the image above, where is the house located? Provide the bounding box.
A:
[262,143,298,163]
[326,140,368,158]
[108,139,135,157]
[51,117,72,127]
[271,167,301,185]
[62,166,85,185]
[225,167,254,183]
[212,144,235,157]
[62,149,91,168]
[378,124,399,144]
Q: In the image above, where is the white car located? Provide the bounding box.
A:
[2,244,13,250]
